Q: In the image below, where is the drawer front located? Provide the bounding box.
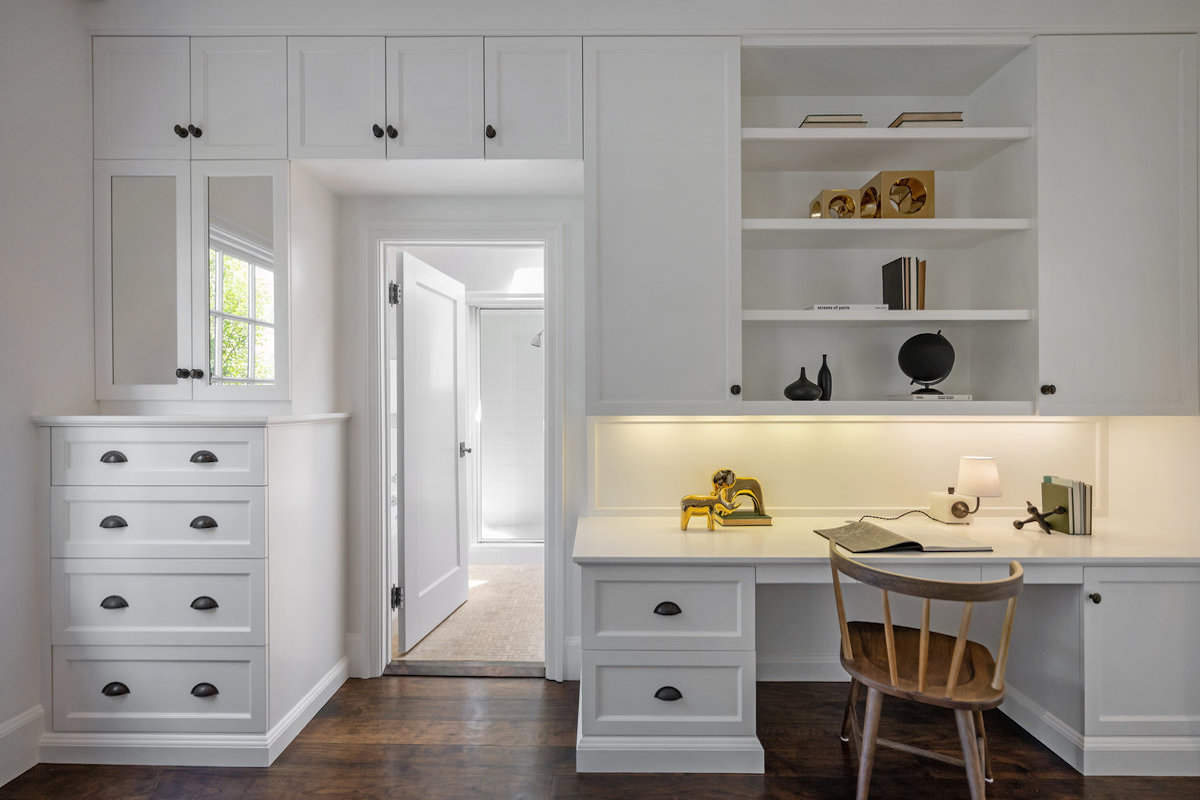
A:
[582,650,756,736]
[52,645,266,733]
[52,427,265,486]
[51,485,266,559]
[583,565,755,650]
[52,559,265,646]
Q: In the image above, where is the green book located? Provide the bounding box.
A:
[1041,480,1073,534]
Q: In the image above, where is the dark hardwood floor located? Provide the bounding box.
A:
[4,679,1196,799]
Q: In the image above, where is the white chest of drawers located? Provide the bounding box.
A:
[35,414,349,766]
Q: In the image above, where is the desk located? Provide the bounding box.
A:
[573,516,1200,776]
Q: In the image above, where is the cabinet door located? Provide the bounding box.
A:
[1037,35,1199,414]
[287,37,386,159]
[585,37,741,414]
[190,37,287,160]
[1082,566,1200,737]
[484,37,582,159]
[94,161,192,400]
[385,37,484,159]
[93,37,191,160]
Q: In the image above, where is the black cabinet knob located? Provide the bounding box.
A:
[189,450,218,464]
[189,515,218,530]
[191,682,219,698]
[190,595,219,610]
[372,123,385,138]
[189,368,204,380]
[386,124,398,139]
[173,124,188,138]
[485,124,496,139]
[730,384,742,396]
[99,515,128,529]
[1041,384,1057,395]
[653,601,682,616]
[176,367,190,379]
[187,123,202,138]
[1088,592,1102,604]
[654,686,683,702]
[101,681,130,697]
[100,450,127,464]
[100,595,129,610]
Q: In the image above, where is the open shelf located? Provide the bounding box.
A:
[740,400,1035,416]
[743,309,1033,324]
[742,127,1031,172]
[743,218,1032,249]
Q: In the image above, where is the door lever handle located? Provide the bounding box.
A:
[459,442,472,458]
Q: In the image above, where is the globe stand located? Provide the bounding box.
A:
[910,375,948,395]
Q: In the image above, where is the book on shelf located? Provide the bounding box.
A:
[800,114,867,127]
[804,303,890,311]
[1041,476,1093,535]
[814,520,992,553]
[881,256,926,310]
[886,394,974,401]
[889,111,964,128]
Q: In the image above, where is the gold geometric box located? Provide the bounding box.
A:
[859,170,935,219]
[808,189,861,219]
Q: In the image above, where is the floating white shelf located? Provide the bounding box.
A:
[742,127,1032,172]
[742,217,1032,249]
[743,309,1033,324]
[740,400,1035,416]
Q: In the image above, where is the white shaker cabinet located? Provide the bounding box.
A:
[584,37,741,414]
[385,37,484,158]
[484,37,582,159]
[288,37,388,159]
[94,37,287,160]
[1036,35,1199,414]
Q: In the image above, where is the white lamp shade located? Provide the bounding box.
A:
[956,456,1001,498]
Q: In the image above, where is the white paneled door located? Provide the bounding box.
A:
[396,253,470,653]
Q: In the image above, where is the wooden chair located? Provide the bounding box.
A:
[829,542,1024,800]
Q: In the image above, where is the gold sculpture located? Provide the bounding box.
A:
[809,189,860,219]
[859,171,936,219]
[680,491,739,531]
[680,469,772,530]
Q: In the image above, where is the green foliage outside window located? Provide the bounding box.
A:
[209,244,274,384]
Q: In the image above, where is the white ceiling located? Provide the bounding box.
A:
[295,158,583,197]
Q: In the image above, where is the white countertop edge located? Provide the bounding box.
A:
[31,412,351,427]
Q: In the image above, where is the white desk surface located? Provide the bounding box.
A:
[573,515,1200,568]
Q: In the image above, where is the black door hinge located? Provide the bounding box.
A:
[388,281,401,306]
[390,584,404,610]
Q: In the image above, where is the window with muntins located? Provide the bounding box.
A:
[208,222,275,385]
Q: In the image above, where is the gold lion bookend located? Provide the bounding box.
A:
[680,469,773,530]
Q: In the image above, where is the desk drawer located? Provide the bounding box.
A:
[52,645,265,733]
[51,486,266,559]
[51,558,265,646]
[583,565,755,651]
[581,650,755,736]
[52,427,265,486]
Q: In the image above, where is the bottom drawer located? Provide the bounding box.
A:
[582,650,755,737]
[53,645,266,733]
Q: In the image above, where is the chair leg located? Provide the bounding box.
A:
[955,708,987,800]
[841,679,861,742]
[973,708,993,784]
[856,687,883,800]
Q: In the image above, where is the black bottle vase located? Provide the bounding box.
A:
[817,354,832,401]
[784,367,822,401]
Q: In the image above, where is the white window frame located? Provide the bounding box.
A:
[208,219,276,386]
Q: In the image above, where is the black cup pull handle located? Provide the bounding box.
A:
[102,681,130,697]
[189,515,218,530]
[190,596,219,611]
[99,515,128,529]
[653,601,682,616]
[191,682,219,698]
[189,450,218,464]
[100,595,129,610]
[654,686,683,702]
[173,124,188,138]
[100,450,127,464]
[188,123,202,138]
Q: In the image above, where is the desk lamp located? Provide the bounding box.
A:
[951,456,1002,519]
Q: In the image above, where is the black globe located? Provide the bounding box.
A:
[898,331,954,386]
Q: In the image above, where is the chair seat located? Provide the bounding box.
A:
[842,621,1004,710]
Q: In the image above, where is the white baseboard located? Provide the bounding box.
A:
[757,653,845,682]
[564,635,581,682]
[0,705,44,788]
[40,657,348,768]
[1001,685,1085,772]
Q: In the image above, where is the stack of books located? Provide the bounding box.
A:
[881,255,926,310]
[800,114,867,128]
[1041,475,1093,535]
[888,111,964,128]
[804,303,889,311]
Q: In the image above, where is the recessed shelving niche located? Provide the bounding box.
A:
[738,37,1038,410]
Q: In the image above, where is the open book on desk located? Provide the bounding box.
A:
[814,520,993,553]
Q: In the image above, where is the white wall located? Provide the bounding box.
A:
[287,164,340,414]
[403,245,544,295]
[0,1,95,785]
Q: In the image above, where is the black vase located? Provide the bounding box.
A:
[817,354,832,401]
[784,367,822,401]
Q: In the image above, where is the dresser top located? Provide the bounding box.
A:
[32,413,349,428]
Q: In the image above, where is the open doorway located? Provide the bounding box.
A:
[383,243,546,677]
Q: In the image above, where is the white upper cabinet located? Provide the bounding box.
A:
[585,37,742,414]
[1037,35,1199,415]
[287,37,388,159]
[386,37,484,158]
[94,37,287,160]
[485,37,583,159]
